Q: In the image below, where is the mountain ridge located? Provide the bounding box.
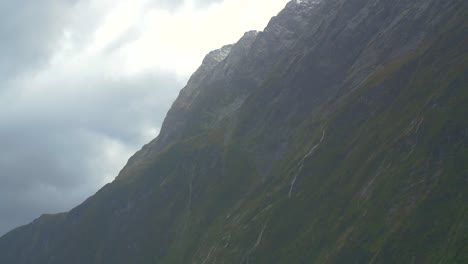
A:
[1,0,467,263]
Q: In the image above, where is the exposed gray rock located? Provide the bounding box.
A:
[1,1,466,263]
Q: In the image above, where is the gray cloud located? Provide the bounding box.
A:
[0,1,182,235]
[0,1,74,83]
[0,70,181,235]
[0,0,286,237]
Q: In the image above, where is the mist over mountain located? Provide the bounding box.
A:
[0,0,467,263]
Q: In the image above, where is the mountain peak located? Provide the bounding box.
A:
[287,0,322,8]
[1,0,467,263]
[202,44,233,66]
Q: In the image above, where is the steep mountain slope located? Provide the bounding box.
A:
[1,0,467,263]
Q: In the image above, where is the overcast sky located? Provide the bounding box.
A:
[0,0,289,236]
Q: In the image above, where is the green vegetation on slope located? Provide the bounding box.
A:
[0,0,466,263]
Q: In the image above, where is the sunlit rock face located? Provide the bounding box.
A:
[1,0,467,263]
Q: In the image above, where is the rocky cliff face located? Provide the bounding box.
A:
[1,0,467,263]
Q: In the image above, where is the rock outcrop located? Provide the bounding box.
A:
[1,0,467,263]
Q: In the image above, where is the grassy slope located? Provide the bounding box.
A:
[0,2,466,264]
[172,11,468,263]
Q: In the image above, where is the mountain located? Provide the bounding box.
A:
[1,0,467,263]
